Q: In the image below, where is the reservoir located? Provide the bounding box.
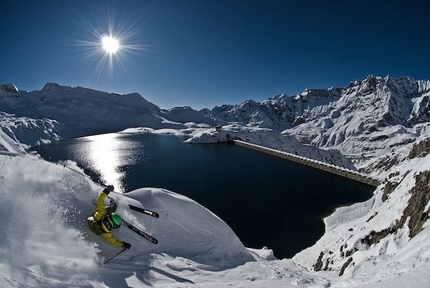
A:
[31,132,374,259]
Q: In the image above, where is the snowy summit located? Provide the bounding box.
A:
[1,75,430,287]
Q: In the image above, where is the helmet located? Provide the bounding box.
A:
[107,213,123,228]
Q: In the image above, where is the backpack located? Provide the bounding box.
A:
[87,216,103,235]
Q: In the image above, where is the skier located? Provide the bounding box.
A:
[87,185,132,250]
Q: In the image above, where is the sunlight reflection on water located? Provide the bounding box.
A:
[30,133,148,193]
[74,133,148,192]
[86,133,125,191]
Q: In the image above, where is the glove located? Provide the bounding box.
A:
[123,242,131,249]
[103,185,114,195]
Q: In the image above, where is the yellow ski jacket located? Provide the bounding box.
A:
[93,192,124,247]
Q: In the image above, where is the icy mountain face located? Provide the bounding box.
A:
[199,76,428,173]
[209,88,342,129]
[209,76,430,133]
[161,106,217,125]
[0,83,215,139]
[210,100,277,128]
[282,76,430,173]
[204,75,430,172]
[287,75,430,139]
[0,83,160,138]
[0,112,60,153]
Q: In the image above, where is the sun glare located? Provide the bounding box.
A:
[72,4,149,87]
[101,35,119,54]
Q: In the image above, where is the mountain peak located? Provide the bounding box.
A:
[0,83,19,94]
[42,82,62,91]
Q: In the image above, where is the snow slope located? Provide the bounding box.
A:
[294,151,430,287]
[0,154,331,288]
[0,111,60,153]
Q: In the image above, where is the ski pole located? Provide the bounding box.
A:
[61,163,89,178]
[103,247,127,265]
[61,163,126,194]
[60,164,108,188]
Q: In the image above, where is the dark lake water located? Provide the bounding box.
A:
[31,132,374,259]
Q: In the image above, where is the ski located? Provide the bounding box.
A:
[128,204,160,218]
[122,221,158,244]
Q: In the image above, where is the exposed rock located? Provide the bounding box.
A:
[314,252,324,271]
[339,257,353,276]
[382,180,400,201]
[0,83,19,94]
[403,170,430,237]
[361,170,430,246]
[408,138,430,159]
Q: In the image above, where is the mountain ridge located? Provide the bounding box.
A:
[207,75,430,131]
[2,75,429,138]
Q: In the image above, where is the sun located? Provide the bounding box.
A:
[101,35,120,54]
[71,3,150,86]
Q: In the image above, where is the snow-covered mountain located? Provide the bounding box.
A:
[207,75,430,132]
[205,75,430,172]
[0,82,215,139]
[0,111,60,153]
[1,75,430,287]
[209,87,343,130]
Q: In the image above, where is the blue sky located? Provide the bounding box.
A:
[1,0,429,109]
